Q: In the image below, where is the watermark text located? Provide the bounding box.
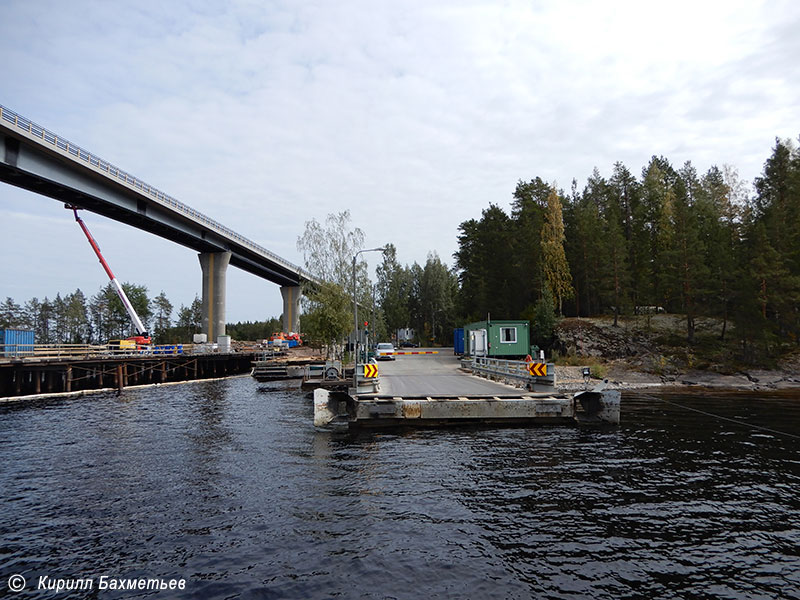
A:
[6,574,186,593]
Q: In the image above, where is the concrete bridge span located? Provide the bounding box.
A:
[0,104,318,338]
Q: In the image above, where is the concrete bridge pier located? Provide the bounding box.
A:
[281,285,301,333]
[199,251,231,341]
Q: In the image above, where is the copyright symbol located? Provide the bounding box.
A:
[8,574,26,592]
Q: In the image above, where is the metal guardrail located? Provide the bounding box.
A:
[0,103,317,283]
[468,356,556,386]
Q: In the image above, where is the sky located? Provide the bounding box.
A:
[1,0,798,324]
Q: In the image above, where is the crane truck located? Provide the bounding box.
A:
[67,205,151,348]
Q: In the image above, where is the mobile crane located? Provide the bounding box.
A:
[67,205,151,347]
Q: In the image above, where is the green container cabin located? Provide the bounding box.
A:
[463,320,530,358]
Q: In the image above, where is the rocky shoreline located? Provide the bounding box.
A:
[555,363,800,393]
[552,317,800,394]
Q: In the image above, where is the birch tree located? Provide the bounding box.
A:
[296,210,370,356]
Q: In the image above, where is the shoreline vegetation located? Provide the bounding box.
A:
[552,314,800,393]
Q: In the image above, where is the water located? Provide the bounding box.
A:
[1,378,799,599]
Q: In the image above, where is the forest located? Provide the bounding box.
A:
[0,283,282,345]
[450,138,800,361]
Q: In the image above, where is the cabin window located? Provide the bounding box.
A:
[500,327,517,343]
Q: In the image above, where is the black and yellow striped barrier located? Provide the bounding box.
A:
[527,362,547,377]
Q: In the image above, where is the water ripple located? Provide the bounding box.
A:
[1,382,799,598]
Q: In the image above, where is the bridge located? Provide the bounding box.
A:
[0,104,319,339]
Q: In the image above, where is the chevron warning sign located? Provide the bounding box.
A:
[363,364,379,378]
[527,362,547,377]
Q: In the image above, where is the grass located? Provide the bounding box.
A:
[552,352,609,379]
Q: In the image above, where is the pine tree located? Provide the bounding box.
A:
[454,205,515,320]
[376,244,411,338]
[699,165,740,340]
[566,173,606,316]
[602,206,630,327]
[642,158,679,309]
[675,164,707,343]
[609,163,640,308]
[751,138,800,340]
[64,289,89,343]
[0,297,23,329]
[511,178,550,313]
[52,294,67,343]
[528,286,556,349]
[23,298,42,334]
[152,291,174,341]
[419,253,457,344]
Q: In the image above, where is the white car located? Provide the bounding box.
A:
[375,342,396,361]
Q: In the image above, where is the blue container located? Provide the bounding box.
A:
[1,329,35,357]
[287,339,299,348]
[152,344,184,355]
[453,328,464,355]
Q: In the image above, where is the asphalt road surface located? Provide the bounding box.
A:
[375,349,523,396]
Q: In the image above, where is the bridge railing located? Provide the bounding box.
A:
[0,104,315,281]
[0,342,245,361]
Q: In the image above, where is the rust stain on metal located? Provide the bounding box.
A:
[403,402,422,418]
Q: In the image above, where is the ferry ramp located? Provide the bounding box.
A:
[314,350,621,429]
[375,350,524,396]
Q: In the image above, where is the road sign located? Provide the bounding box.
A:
[527,362,547,377]
[363,364,379,378]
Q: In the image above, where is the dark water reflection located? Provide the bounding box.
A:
[1,380,798,599]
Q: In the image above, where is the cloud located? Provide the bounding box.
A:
[2,0,799,322]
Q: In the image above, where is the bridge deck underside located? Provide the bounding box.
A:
[0,129,302,287]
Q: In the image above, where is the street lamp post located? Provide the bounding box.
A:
[353,246,387,393]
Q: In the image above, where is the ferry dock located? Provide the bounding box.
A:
[314,351,620,430]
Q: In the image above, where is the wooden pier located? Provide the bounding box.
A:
[0,351,258,399]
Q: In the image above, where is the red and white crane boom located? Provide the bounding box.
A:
[67,205,150,343]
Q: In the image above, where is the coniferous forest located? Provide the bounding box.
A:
[453,138,800,362]
[0,282,282,346]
